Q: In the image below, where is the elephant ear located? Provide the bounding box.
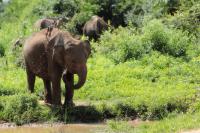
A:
[52,32,65,65]
[83,40,91,57]
[54,32,64,48]
[97,18,107,34]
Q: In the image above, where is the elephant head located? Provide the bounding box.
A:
[52,32,91,89]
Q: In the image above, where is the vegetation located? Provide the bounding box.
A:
[0,0,200,132]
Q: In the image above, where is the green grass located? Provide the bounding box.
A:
[105,111,200,133]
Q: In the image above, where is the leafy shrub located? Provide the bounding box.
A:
[94,0,133,27]
[0,84,16,96]
[124,6,145,27]
[0,43,5,56]
[32,0,56,17]
[143,19,190,57]
[2,94,49,125]
[53,0,78,17]
[95,20,193,63]
[0,1,5,14]
[166,0,180,15]
[124,0,181,27]
[95,27,151,63]
[165,3,200,37]
[11,44,25,68]
[65,1,99,34]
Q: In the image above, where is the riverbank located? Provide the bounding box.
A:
[0,122,105,133]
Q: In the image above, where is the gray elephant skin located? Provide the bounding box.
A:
[23,28,91,106]
[83,16,108,40]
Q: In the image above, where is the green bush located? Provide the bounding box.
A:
[95,20,193,63]
[166,0,180,15]
[124,0,182,27]
[32,0,56,17]
[169,3,200,36]
[2,94,49,125]
[0,84,16,96]
[53,0,78,17]
[65,1,99,33]
[124,7,145,27]
[143,19,191,57]
[10,44,25,68]
[0,43,5,56]
[95,27,151,63]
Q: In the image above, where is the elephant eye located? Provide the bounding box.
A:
[83,49,89,58]
[85,53,88,58]
[72,60,76,64]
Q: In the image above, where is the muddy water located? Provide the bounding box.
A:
[0,124,104,133]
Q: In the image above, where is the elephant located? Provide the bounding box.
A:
[23,28,91,106]
[83,15,109,40]
[34,18,66,30]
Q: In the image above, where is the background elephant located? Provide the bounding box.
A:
[34,17,67,30]
[23,28,91,106]
[83,15,109,40]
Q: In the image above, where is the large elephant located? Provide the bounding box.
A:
[83,15,108,40]
[23,28,91,106]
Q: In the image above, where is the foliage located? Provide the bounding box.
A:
[166,3,200,37]
[143,19,191,57]
[32,0,56,17]
[94,27,151,63]
[65,1,99,34]
[0,43,5,56]
[105,111,200,133]
[0,94,50,125]
[53,0,78,18]
[10,44,25,68]
[95,20,195,63]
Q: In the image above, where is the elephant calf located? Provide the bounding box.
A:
[34,18,64,30]
[23,28,91,106]
[83,15,108,40]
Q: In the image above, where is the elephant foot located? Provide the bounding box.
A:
[51,100,62,106]
[44,98,52,104]
[63,100,75,108]
[44,91,52,103]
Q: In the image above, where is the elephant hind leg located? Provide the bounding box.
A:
[26,65,36,93]
[43,79,52,104]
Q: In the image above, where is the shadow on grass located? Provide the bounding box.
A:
[48,105,106,123]
[64,105,104,123]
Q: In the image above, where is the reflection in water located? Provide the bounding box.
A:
[0,124,103,133]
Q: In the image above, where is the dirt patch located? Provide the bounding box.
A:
[181,129,200,133]
[0,123,105,133]
[128,119,154,127]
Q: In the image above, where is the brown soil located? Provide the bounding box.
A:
[181,129,200,133]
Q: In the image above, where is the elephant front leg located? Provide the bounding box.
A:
[50,68,62,106]
[52,78,62,106]
[63,71,74,107]
[43,79,52,104]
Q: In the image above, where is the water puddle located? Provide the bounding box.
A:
[0,124,104,133]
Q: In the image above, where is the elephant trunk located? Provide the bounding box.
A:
[73,65,87,89]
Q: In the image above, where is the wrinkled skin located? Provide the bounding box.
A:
[34,18,64,30]
[23,28,91,106]
[83,15,108,40]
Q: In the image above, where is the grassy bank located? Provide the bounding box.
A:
[105,111,200,133]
